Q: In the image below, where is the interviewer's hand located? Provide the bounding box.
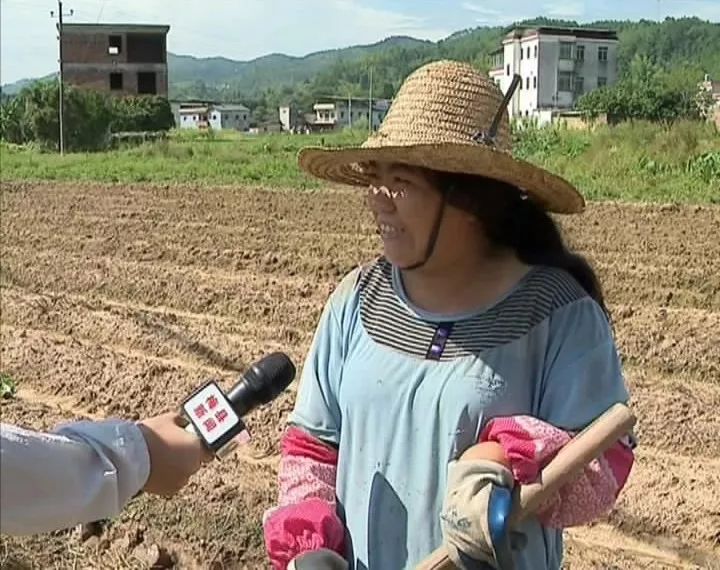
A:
[137,412,214,496]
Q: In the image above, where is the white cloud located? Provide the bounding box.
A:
[543,1,585,19]
[662,0,720,21]
[460,1,532,25]
[461,2,502,18]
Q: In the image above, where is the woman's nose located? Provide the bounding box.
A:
[365,186,397,213]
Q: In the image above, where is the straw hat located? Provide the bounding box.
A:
[298,60,585,214]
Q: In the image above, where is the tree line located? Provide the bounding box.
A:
[1,81,174,151]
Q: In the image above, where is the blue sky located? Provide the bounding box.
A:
[1,0,718,84]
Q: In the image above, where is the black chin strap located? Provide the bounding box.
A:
[401,189,448,271]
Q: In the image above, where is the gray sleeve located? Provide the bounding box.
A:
[0,419,150,535]
[538,297,630,431]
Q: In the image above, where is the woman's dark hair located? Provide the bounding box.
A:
[432,170,609,317]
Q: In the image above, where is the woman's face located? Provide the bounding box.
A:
[364,162,475,269]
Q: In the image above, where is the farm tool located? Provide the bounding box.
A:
[290,403,636,570]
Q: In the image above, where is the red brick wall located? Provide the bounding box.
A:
[63,33,127,65]
[64,66,168,97]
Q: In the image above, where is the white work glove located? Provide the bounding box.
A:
[440,459,516,569]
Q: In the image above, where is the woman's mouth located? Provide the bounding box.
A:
[377,223,402,238]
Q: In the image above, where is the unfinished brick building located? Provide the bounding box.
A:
[61,23,170,97]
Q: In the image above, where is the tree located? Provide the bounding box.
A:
[577,54,712,124]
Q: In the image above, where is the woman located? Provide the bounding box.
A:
[263,60,634,570]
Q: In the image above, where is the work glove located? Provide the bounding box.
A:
[440,459,519,570]
[289,548,349,570]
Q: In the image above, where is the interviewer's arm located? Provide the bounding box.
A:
[0,412,212,536]
[1,419,150,535]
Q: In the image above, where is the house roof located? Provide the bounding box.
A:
[61,23,170,34]
[504,26,618,41]
[215,104,250,112]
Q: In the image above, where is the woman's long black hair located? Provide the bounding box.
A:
[433,170,609,317]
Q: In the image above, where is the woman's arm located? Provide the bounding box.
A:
[263,427,345,569]
[475,415,634,527]
[263,269,361,569]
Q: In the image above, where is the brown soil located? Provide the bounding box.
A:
[1,181,719,569]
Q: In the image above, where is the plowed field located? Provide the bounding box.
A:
[1,181,719,569]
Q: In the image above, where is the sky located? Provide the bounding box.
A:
[1,0,719,85]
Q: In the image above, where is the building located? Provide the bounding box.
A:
[489,26,619,123]
[176,102,251,131]
[61,23,169,97]
[311,97,391,131]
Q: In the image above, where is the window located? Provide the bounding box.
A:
[576,45,585,61]
[527,47,531,59]
[559,41,573,60]
[507,64,510,75]
[108,35,122,55]
[574,76,584,94]
[109,72,123,90]
[520,48,524,60]
[558,71,573,92]
[137,71,157,94]
[533,76,537,88]
[599,46,608,62]
[534,45,538,57]
[526,77,530,89]
[598,76,608,88]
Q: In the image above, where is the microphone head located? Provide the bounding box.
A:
[227,352,296,416]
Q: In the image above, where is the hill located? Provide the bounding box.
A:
[168,35,431,100]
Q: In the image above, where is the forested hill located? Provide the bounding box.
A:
[168,17,719,120]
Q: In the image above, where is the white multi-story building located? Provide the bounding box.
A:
[489,26,619,124]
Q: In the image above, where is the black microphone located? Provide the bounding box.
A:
[181,352,295,458]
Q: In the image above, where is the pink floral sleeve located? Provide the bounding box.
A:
[263,427,346,569]
[479,415,634,528]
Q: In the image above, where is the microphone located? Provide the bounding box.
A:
[181,352,295,458]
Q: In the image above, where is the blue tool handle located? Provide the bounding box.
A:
[487,484,515,570]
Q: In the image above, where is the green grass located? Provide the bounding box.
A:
[0,373,17,399]
[513,120,720,204]
[0,128,367,189]
[1,121,718,204]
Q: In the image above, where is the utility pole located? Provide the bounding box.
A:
[368,66,373,134]
[50,0,73,155]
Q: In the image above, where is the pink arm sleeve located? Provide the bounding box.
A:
[263,427,345,569]
[479,415,634,528]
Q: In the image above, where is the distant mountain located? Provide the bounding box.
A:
[167,35,431,100]
[1,35,429,99]
[2,73,55,96]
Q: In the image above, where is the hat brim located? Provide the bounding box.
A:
[298,143,584,214]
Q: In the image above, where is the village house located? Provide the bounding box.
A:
[175,101,250,131]
[489,25,619,124]
[280,98,391,133]
[61,23,170,97]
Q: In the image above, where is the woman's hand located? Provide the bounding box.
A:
[440,442,516,569]
[459,441,511,469]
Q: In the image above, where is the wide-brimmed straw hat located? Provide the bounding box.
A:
[298,60,584,214]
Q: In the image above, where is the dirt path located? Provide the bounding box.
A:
[1,181,719,569]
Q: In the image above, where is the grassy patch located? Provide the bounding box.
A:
[1,121,718,204]
[1,373,17,399]
[513,120,720,204]
[0,128,367,189]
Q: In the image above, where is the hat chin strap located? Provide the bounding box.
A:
[399,194,446,272]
